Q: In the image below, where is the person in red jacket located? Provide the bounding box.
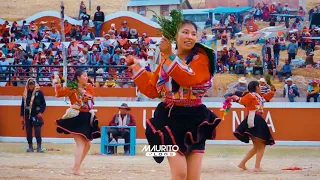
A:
[108,103,136,155]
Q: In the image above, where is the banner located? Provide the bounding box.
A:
[1,104,319,141]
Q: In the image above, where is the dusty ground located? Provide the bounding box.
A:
[0,143,319,180]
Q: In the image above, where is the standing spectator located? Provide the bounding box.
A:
[276,2,282,14]
[258,78,270,94]
[287,38,298,63]
[78,1,86,19]
[278,60,292,81]
[283,78,300,102]
[307,80,319,102]
[108,103,136,155]
[20,78,46,153]
[297,6,305,21]
[80,7,90,25]
[273,39,280,65]
[308,7,315,22]
[93,6,105,37]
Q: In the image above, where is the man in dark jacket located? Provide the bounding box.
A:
[20,78,46,153]
[273,39,281,66]
[108,103,136,155]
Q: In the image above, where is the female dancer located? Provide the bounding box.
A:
[231,81,276,172]
[54,69,100,175]
[126,20,221,180]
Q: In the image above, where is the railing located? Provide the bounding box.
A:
[0,65,133,86]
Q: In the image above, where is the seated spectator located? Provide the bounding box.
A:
[305,52,315,68]
[267,58,277,78]
[118,28,128,39]
[120,21,130,35]
[234,77,248,92]
[49,27,61,42]
[101,47,111,64]
[109,23,118,37]
[128,29,138,39]
[235,59,245,74]
[104,75,116,88]
[228,51,237,72]
[283,78,300,102]
[253,56,263,75]
[217,59,225,73]
[89,48,101,65]
[245,59,253,75]
[112,48,121,64]
[258,78,270,94]
[307,79,319,102]
[108,103,136,155]
[278,59,292,81]
[81,27,95,41]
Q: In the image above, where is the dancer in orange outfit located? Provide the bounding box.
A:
[232,81,276,172]
[126,20,221,180]
[54,69,100,175]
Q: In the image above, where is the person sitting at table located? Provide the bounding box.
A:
[253,56,263,75]
[108,103,136,155]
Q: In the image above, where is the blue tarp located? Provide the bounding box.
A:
[205,6,252,14]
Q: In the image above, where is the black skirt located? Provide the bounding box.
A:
[55,112,101,141]
[146,102,221,163]
[234,114,275,145]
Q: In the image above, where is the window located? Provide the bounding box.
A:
[183,14,208,22]
[137,6,146,16]
[160,5,169,16]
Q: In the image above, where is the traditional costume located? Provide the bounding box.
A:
[54,83,100,141]
[128,43,221,163]
[233,90,275,145]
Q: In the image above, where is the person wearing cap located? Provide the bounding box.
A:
[283,78,299,102]
[278,59,292,81]
[108,103,136,155]
[307,79,319,102]
[20,78,46,153]
[49,27,61,42]
[89,47,101,65]
[93,6,105,37]
[234,77,248,92]
[258,78,270,94]
[100,47,111,64]
[112,48,121,64]
[120,21,129,35]
[128,28,138,39]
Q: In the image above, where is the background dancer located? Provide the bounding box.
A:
[232,81,276,172]
[53,69,100,175]
[126,20,221,180]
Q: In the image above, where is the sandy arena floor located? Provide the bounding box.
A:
[0,143,319,180]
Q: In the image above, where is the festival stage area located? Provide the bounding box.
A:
[0,143,319,180]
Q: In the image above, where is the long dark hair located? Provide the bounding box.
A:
[248,81,260,92]
[171,20,199,93]
[73,69,86,82]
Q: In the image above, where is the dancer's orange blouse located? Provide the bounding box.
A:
[238,90,275,115]
[128,48,213,106]
[55,83,94,111]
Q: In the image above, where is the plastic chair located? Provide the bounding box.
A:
[100,126,136,156]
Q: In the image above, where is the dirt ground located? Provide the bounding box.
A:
[0,143,319,180]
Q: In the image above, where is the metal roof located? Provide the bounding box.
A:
[126,0,182,7]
